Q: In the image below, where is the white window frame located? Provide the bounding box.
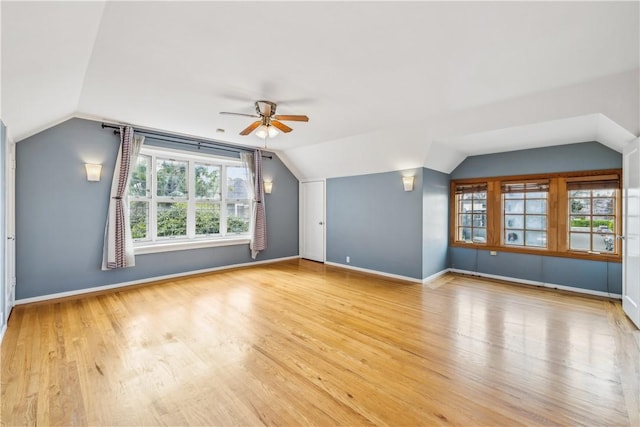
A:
[131,146,251,254]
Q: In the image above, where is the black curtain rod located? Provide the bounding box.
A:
[101,123,272,159]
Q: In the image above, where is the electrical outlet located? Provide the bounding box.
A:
[346,256,350,263]
[490,251,497,256]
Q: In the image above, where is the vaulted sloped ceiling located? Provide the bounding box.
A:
[2,1,638,179]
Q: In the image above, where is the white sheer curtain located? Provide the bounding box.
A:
[102,126,144,270]
[241,150,267,259]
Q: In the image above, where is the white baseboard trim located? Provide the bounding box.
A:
[15,256,300,305]
[422,269,451,285]
[324,261,424,284]
[450,268,622,299]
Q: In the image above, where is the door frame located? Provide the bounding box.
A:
[299,179,326,262]
[622,137,640,329]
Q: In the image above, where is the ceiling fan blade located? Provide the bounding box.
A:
[273,115,309,122]
[271,120,293,133]
[220,112,260,118]
[239,121,262,135]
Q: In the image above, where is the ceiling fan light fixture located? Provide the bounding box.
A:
[255,124,279,139]
[255,124,269,139]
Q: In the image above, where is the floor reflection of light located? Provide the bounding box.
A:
[454,291,489,367]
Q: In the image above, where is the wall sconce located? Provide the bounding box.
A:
[264,180,273,194]
[402,175,414,192]
[85,163,102,182]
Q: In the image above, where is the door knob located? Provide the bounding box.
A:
[319,221,324,225]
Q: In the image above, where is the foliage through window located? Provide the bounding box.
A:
[128,147,251,245]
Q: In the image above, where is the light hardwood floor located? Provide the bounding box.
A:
[2,259,639,426]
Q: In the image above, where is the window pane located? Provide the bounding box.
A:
[505,230,523,245]
[504,192,523,199]
[227,202,251,233]
[593,189,615,197]
[525,231,546,247]
[505,200,523,214]
[195,164,221,200]
[195,203,220,235]
[525,215,546,230]
[569,190,589,198]
[593,198,614,215]
[570,232,590,251]
[505,215,523,229]
[459,227,472,241]
[593,216,614,233]
[472,214,486,227]
[570,216,590,230]
[130,201,148,239]
[525,199,546,214]
[525,192,546,199]
[472,201,486,212]
[157,202,187,237]
[227,166,250,200]
[593,234,615,253]
[472,228,486,243]
[129,155,149,197]
[156,159,187,197]
[570,198,590,214]
[567,185,618,254]
[459,200,473,213]
[456,191,486,244]
[459,214,472,227]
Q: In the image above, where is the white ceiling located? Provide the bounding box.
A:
[2,1,639,179]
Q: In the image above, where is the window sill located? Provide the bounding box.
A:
[134,237,250,255]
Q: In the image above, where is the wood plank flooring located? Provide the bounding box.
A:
[2,259,639,426]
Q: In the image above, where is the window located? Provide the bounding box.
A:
[502,181,548,248]
[454,183,487,244]
[129,147,251,252]
[567,175,619,254]
[450,170,621,261]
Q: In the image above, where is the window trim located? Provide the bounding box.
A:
[450,169,622,262]
[130,146,252,254]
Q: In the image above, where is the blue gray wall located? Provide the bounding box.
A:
[451,141,622,179]
[450,247,622,294]
[450,141,623,294]
[422,168,450,278]
[15,118,299,300]
[327,167,449,280]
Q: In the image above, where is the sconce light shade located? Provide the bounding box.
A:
[85,163,102,182]
[402,175,414,192]
[264,180,273,194]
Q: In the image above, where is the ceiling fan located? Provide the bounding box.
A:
[220,100,309,139]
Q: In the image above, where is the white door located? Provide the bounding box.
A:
[300,181,325,262]
[6,140,16,316]
[622,138,640,329]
